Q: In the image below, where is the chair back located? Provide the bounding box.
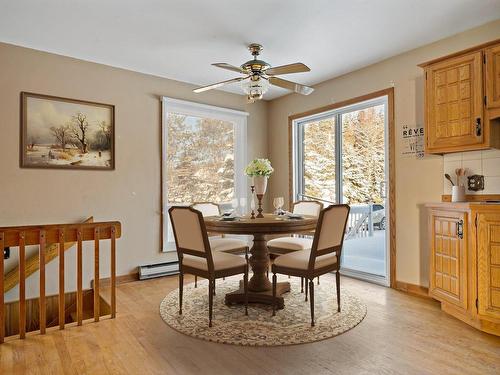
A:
[190,202,221,217]
[292,200,323,217]
[308,204,350,271]
[168,206,213,272]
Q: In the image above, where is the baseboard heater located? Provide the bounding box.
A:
[138,261,179,280]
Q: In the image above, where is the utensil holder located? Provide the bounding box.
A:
[451,186,466,202]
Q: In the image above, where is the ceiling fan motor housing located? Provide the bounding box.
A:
[241,59,270,74]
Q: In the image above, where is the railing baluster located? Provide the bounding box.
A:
[111,226,116,318]
[0,221,119,342]
[19,231,26,339]
[94,227,100,322]
[0,232,4,343]
[77,228,83,326]
[58,229,65,330]
[39,230,46,335]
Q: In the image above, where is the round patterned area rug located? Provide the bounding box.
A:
[159,274,366,346]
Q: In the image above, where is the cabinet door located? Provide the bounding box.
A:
[477,213,500,320]
[429,210,467,309]
[485,44,500,109]
[426,52,483,152]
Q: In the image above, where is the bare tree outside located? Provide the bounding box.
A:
[167,113,235,204]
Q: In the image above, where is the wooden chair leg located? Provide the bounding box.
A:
[195,275,197,288]
[213,280,216,296]
[179,272,183,315]
[305,279,308,302]
[244,266,249,316]
[301,277,304,293]
[272,273,277,317]
[317,276,320,285]
[336,271,341,312]
[309,279,315,327]
[208,279,214,327]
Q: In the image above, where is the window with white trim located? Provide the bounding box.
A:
[161,97,248,252]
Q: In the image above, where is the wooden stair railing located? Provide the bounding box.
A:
[0,220,121,343]
[3,217,94,294]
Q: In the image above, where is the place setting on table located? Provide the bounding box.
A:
[160,158,366,347]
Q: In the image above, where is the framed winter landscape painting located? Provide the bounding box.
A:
[20,92,115,170]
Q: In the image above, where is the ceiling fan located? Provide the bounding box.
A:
[193,43,314,102]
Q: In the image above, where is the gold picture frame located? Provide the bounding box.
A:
[20,92,115,170]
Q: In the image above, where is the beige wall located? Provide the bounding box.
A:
[0,42,268,300]
[267,20,500,287]
[2,20,500,298]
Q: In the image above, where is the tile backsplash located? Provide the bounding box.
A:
[443,149,500,195]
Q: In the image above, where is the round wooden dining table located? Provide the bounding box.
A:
[204,213,317,308]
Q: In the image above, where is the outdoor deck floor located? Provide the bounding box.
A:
[342,230,386,276]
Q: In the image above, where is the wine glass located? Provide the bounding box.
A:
[273,198,280,215]
[273,197,285,215]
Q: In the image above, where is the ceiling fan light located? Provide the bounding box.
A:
[240,76,269,100]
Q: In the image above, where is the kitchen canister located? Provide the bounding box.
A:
[451,185,466,202]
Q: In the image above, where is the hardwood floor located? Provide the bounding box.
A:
[0,275,499,374]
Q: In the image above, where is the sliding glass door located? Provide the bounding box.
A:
[292,96,389,285]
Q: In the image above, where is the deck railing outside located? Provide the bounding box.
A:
[297,194,375,239]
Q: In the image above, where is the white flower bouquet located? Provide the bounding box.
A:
[244,158,274,177]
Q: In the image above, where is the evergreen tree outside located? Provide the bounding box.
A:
[342,105,385,204]
[302,105,385,205]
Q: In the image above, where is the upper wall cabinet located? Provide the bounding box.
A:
[420,39,500,154]
[486,44,500,109]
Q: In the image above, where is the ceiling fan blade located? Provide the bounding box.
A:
[268,77,314,95]
[266,62,310,76]
[193,77,247,93]
[212,63,247,74]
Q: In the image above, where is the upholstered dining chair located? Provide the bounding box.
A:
[271,204,350,327]
[190,202,249,287]
[267,200,323,255]
[169,206,249,327]
[267,200,323,292]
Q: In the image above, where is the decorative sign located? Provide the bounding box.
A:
[401,124,424,158]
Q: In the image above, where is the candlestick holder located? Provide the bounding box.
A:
[250,186,256,219]
[256,194,264,218]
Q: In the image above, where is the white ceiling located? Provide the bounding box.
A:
[1,0,500,100]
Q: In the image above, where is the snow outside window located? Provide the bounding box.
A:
[161,97,248,252]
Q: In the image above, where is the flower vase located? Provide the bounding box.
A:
[253,176,267,218]
[253,176,268,195]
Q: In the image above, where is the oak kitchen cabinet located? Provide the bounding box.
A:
[420,39,500,154]
[486,44,500,109]
[427,202,500,336]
